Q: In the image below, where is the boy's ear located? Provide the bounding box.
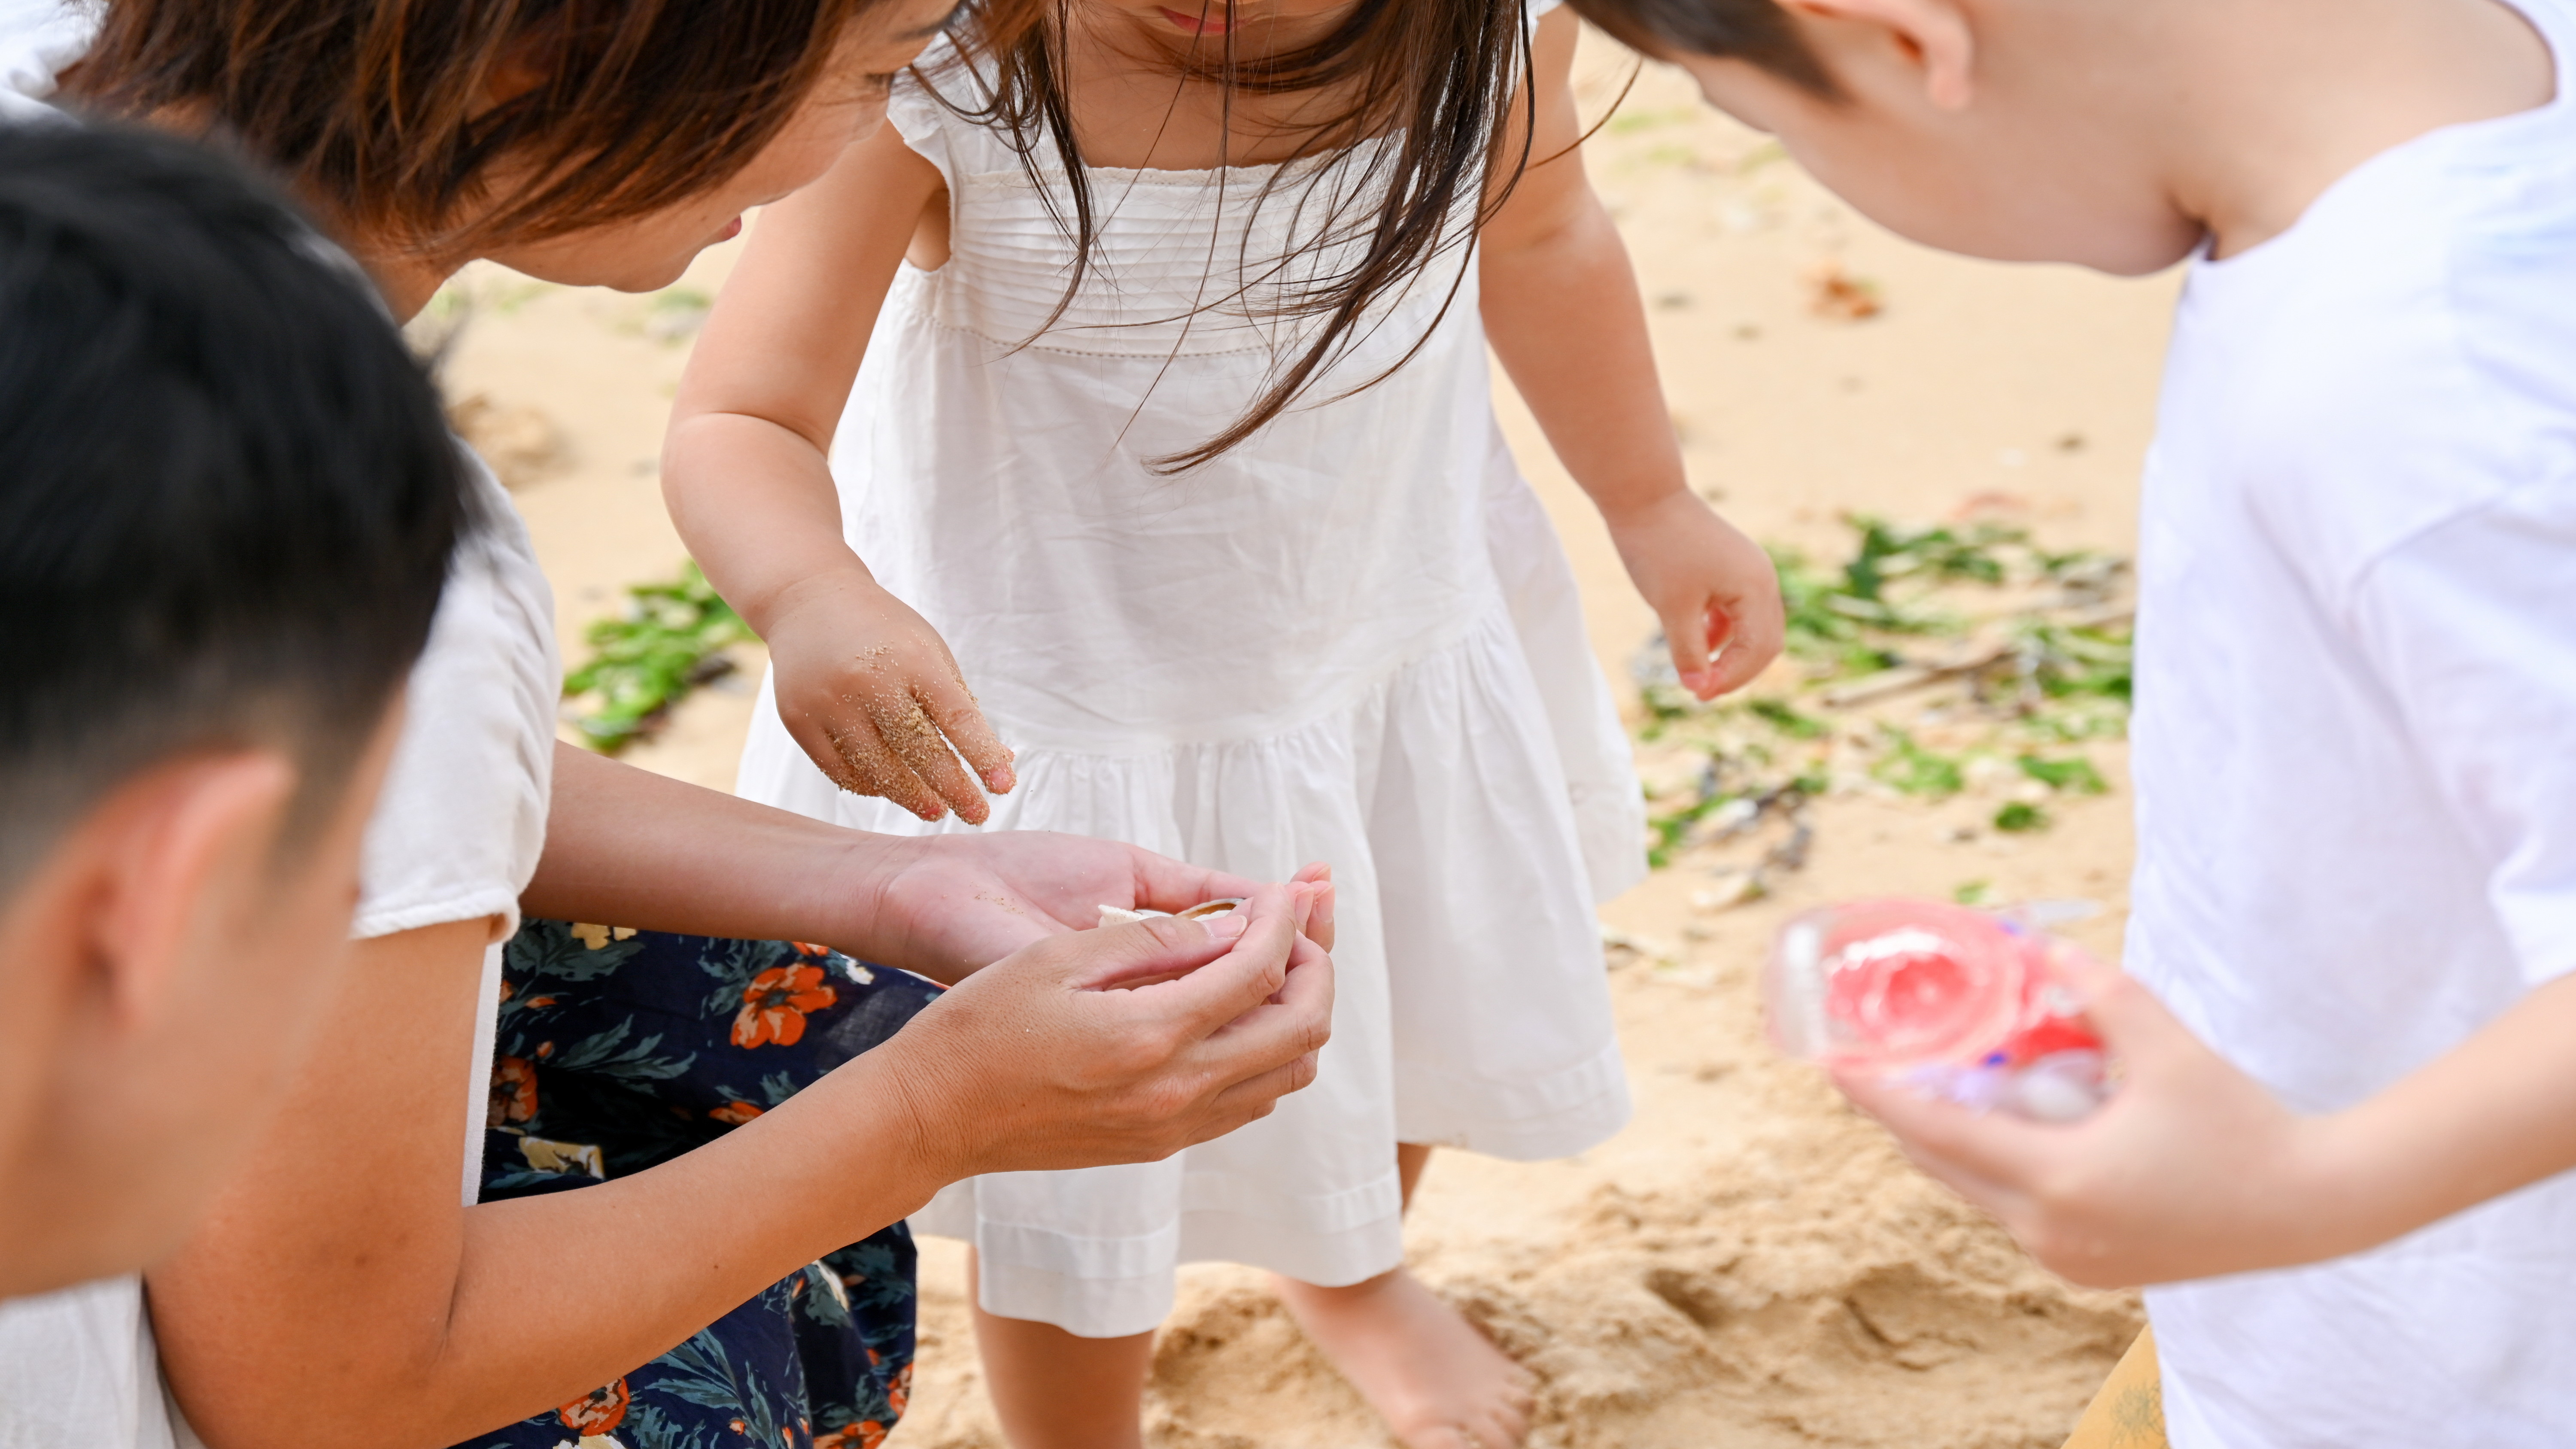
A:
[87,751,302,1030]
[1781,0,1978,112]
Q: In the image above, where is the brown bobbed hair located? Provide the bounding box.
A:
[68,0,994,253]
[1563,0,1834,95]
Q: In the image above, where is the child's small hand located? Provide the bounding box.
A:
[764,572,1016,824]
[1605,492,1786,699]
[1833,953,2355,1288]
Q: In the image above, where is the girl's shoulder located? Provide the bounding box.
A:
[885,37,1016,184]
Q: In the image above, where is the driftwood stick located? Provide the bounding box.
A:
[1819,604,2136,709]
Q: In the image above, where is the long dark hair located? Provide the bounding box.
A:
[944,0,1538,470]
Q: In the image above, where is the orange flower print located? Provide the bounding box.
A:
[489,1057,537,1127]
[887,1364,911,1418]
[708,1100,766,1125]
[556,1378,630,1435]
[813,1425,887,1449]
[731,963,837,1048]
[791,942,833,959]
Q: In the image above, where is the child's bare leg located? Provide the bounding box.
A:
[1272,1145,1537,1449]
[967,1248,1156,1449]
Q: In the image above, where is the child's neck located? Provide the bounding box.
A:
[2133,0,2555,258]
[1063,3,1370,170]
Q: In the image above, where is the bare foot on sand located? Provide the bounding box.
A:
[1273,1268,1536,1449]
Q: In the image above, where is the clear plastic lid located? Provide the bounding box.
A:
[1765,899,2036,1070]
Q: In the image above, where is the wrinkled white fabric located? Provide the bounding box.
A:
[737,0,1640,1337]
[0,0,80,125]
[0,1279,179,1449]
[2126,0,2576,1441]
[356,451,557,1212]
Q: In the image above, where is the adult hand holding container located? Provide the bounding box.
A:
[1765,899,2114,1121]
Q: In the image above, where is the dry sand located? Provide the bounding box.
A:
[437,35,2181,1449]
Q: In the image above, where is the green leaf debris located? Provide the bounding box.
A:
[562,562,756,753]
[1634,513,2134,888]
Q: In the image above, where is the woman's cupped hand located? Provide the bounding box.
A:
[872,882,1337,1179]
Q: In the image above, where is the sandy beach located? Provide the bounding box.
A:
[432,33,2181,1449]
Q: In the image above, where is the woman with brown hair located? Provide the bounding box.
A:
[0,2,1336,1446]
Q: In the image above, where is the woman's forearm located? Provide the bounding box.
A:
[523,742,899,953]
[527,745,1270,985]
[435,1054,949,1440]
[152,917,952,1449]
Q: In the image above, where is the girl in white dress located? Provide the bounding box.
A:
[668,1,1784,1444]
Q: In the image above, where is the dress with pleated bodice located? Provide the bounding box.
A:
[737,10,1643,1337]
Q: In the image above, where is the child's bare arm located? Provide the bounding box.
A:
[666,123,1013,823]
[1478,9,1783,699]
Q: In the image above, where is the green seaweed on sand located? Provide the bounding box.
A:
[1993,801,2052,834]
[2017,753,2109,795]
[1630,514,2135,872]
[1747,697,1829,739]
[1871,727,1966,799]
[563,563,755,752]
[1647,791,1736,870]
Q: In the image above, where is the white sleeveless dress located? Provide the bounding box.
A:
[737,12,1645,1338]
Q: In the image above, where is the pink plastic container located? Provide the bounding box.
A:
[1764,899,2113,1121]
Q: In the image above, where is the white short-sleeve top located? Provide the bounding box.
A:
[2124,0,2576,1440]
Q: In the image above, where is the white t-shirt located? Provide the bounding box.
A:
[2125,2,2576,1443]
[0,2,560,1438]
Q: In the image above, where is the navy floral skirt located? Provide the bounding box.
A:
[459,920,944,1449]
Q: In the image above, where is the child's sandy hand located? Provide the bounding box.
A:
[1832,954,2353,1288]
[765,573,1016,824]
[1606,492,1786,700]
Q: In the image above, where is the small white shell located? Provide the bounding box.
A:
[1096,897,1249,930]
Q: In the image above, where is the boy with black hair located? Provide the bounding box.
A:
[1560,0,2576,1443]
[0,119,462,1298]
